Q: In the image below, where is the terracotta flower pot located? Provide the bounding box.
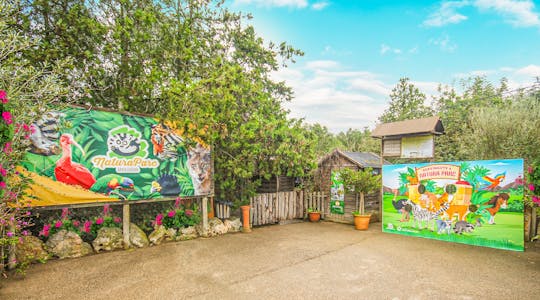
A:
[308,211,321,222]
[353,214,371,230]
[240,205,251,233]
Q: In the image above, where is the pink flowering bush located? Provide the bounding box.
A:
[526,161,540,207]
[0,11,66,275]
[158,198,201,230]
[39,208,82,238]
[88,204,122,238]
[38,205,122,242]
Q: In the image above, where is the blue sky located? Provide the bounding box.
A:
[229,0,540,132]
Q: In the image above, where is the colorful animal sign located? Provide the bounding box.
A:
[330,171,345,214]
[382,159,524,251]
[20,107,213,206]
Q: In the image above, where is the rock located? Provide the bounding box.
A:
[46,230,92,259]
[165,228,177,241]
[210,217,228,235]
[223,217,242,233]
[177,226,198,241]
[81,242,94,256]
[129,223,149,248]
[92,227,124,252]
[149,225,167,245]
[15,235,49,264]
[195,218,229,237]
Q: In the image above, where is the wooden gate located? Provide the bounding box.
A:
[249,191,326,226]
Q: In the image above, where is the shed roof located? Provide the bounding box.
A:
[371,116,444,138]
[319,149,390,168]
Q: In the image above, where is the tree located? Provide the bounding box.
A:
[434,76,509,161]
[0,2,66,274]
[462,92,540,162]
[11,0,312,206]
[338,168,381,215]
[378,77,433,123]
[304,123,338,158]
[335,127,380,154]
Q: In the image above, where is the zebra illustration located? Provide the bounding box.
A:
[29,111,65,156]
[406,199,450,231]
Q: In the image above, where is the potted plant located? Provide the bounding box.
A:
[339,167,382,230]
[236,198,252,233]
[307,208,321,222]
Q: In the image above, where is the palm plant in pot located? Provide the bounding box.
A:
[339,167,381,230]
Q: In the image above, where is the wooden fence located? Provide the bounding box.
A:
[249,191,326,226]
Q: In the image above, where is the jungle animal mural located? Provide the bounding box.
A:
[21,107,213,206]
[382,159,524,251]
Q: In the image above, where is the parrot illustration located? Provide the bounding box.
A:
[90,174,135,195]
[477,172,506,190]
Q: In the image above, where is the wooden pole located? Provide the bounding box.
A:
[7,224,16,270]
[202,197,209,234]
[380,139,384,222]
[122,203,130,249]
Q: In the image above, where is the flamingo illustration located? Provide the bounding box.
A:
[55,134,96,189]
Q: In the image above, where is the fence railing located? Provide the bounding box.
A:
[249,191,326,226]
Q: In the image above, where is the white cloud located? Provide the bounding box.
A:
[423,1,470,27]
[380,44,390,54]
[305,60,340,70]
[349,78,390,95]
[429,34,457,52]
[234,0,308,9]
[272,61,390,132]
[474,0,540,27]
[423,0,540,28]
[409,46,419,54]
[515,64,540,77]
[452,64,540,91]
[380,44,402,55]
[312,1,329,10]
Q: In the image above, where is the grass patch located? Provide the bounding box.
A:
[382,194,524,251]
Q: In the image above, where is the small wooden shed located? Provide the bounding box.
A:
[371,116,444,158]
[317,149,389,223]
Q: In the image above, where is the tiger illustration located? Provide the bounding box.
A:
[187,144,212,195]
[150,123,183,161]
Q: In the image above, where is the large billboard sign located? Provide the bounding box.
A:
[21,107,212,206]
[382,159,524,251]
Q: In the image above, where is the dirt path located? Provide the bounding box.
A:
[1,222,539,299]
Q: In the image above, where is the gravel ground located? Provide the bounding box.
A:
[1,221,539,300]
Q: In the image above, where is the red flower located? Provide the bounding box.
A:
[529,184,536,192]
[96,217,104,225]
[113,217,121,223]
[2,111,13,125]
[73,220,81,227]
[83,221,92,233]
[55,221,63,228]
[185,210,193,217]
[61,208,69,220]
[0,181,6,189]
[0,90,7,104]
[3,142,12,154]
[0,166,7,177]
[155,213,164,226]
[167,210,176,218]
